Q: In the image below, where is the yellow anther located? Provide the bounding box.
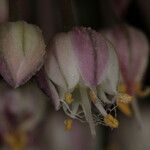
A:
[104,114,119,128]
[117,93,133,103]
[118,83,127,93]
[4,130,27,150]
[64,119,73,131]
[117,101,132,117]
[135,83,150,97]
[89,91,97,103]
[64,92,74,104]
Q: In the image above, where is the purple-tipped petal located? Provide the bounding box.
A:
[71,27,109,87]
[0,21,46,88]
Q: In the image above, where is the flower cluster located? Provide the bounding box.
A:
[0,20,149,148]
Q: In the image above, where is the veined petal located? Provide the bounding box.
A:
[45,33,80,90]
[71,27,109,87]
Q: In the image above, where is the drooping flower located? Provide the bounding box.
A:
[102,24,149,117]
[41,27,131,136]
[0,21,46,88]
[0,80,46,150]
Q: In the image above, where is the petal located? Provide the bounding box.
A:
[103,25,131,86]
[45,33,80,90]
[100,39,119,95]
[71,27,109,87]
[127,26,149,82]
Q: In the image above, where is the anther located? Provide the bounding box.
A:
[117,93,133,103]
[64,119,73,131]
[135,84,150,97]
[117,101,132,117]
[64,93,74,105]
[104,114,119,128]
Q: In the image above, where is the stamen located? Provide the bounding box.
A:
[89,90,97,103]
[104,114,119,128]
[135,84,150,97]
[64,119,73,131]
[4,130,27,150]
[64,92,74,105]
[117,101,132,117]
[117,93,133,103]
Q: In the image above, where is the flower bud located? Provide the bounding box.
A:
[0,21,46,88]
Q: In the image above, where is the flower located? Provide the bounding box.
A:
[0,21,46,88]
[41,27,131,136]
[0,80,46,149]
[102,24,149,117]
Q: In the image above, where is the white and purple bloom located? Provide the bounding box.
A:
[41,27,131,136]
[0,21,46,88]
[102,24,149,117]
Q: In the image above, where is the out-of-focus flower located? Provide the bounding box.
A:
[0,21,46,88]
[42,112,100,150]
[0,0,9,24]
[102,24,149,117]
[0,80,46,150]
[41,27,131,136]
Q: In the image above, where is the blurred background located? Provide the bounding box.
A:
[0,0,150,149]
